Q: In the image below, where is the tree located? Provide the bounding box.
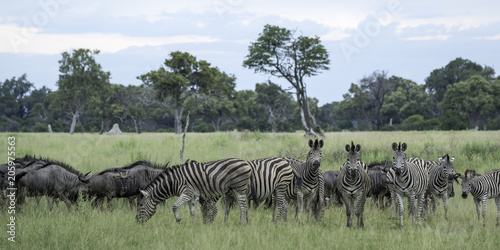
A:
[425,57,495,118]
[442,75,497,130]
[0,74,34,119]
[138,51,200,134]
[49,49,110,134]
[359,71,398,130]
[243,24,330,136]
[255,81,294,133]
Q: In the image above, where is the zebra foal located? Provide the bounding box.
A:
[135,158,252,224]
[423,154,456,219]
[460,169,500,227]
[337,141,370,227]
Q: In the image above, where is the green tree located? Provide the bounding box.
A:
[255,81,294,133]
[0,74,34,119]
[49,49,110,134]
[425,57,495,118]
[442,75,497,130]
[138,51,203,134]
[243,24,330,136]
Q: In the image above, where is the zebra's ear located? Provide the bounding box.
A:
[450,155,455,163]
[309,139,314,148]
[140,189,149,197]
[345,144,351,152]
[401,143,407,151]
[318,139,324,148]
[355,144,361,152]
[391,142,398,151]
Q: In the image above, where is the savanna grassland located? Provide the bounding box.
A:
[1,131,500,249]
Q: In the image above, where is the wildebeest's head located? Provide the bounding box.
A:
[392,142,407,176]
[345,141,362,177]
[136,189,156,224]
[307,139,323,170]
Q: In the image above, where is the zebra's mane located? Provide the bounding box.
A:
[367,161,387,169]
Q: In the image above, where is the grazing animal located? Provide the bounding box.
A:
[247,157,294,222]
[423,154,456,219]
[391,142,429,229]
[283,139,324,221]
[337,141,371,228]
[88,170,131,210]
[460,169,500,227]
[136,158,252,224]
[98,161,167,208]
[323,170,342,207]
[16,160,92,211]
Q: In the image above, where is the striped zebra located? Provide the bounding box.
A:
[460,169,500,227]
[423,154,456,219]
[247,157,295,222]
[337,141,371,227]
[135,158,252,224]
[283,139,324,221]
[391,142,429,229]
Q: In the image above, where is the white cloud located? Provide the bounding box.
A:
[403,35,450,41]
[0,24,219,54]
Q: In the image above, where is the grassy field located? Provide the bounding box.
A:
[1,131,500,249]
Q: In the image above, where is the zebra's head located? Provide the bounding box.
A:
[136,189,156,224]
[460,169,478,199]
[345,141,361,177]
[307,139,324,170]
[439,154,455,182]
[391,142,407,176]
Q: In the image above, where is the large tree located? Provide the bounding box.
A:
[0,74,34,119]
[425,57,496,118]
[243,24,330,136]
[442,75,498,130]
[138,51,202,134]
[49,49,110,134]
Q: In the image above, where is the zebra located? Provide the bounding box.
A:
[337,141,371,227]
[391,142,429,229]
[224,157,294,222]
[423,154,456,220]
[135,158,252,224]
[283,138,324,221]
[460,169,500,227]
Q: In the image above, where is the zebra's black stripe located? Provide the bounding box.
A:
[135,158,252,224]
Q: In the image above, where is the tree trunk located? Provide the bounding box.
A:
[69,110,79,134]
[296,91,321,136]
[174,106,184,134]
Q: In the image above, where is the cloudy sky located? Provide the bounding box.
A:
[1,0,499,105]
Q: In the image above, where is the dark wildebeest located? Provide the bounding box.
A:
[16,160,92,211]
[323,170,342,207]
[367,161,390,209]
[96,161,167,208]
[88,170,131,210]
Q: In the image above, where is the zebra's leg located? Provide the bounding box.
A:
[408,194,417,224]
[275,189,287,222]
[295,188,304,222]
[172,193,192,223]
[224,194,234,224]
[443,193,448,220]
[396,193,404,229]
[355,194,367,228]
[495,196,500,227]
[416,193,426,223]
[342,195,354,227]
[233,190,249,225]
[481,197,487,227]
[188,198,196,222]
[473,197,481,225]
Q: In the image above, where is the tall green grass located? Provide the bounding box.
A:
[1,131,500,249]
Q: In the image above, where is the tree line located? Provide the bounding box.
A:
[1,25,500,134]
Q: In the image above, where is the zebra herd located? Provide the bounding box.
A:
[2,139,500,229]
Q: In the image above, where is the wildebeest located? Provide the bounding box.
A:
[96,161,167,208]
[367,161,390,209]
[88,170,131,210]
[16,159,92,211]
[323,170,341,207]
